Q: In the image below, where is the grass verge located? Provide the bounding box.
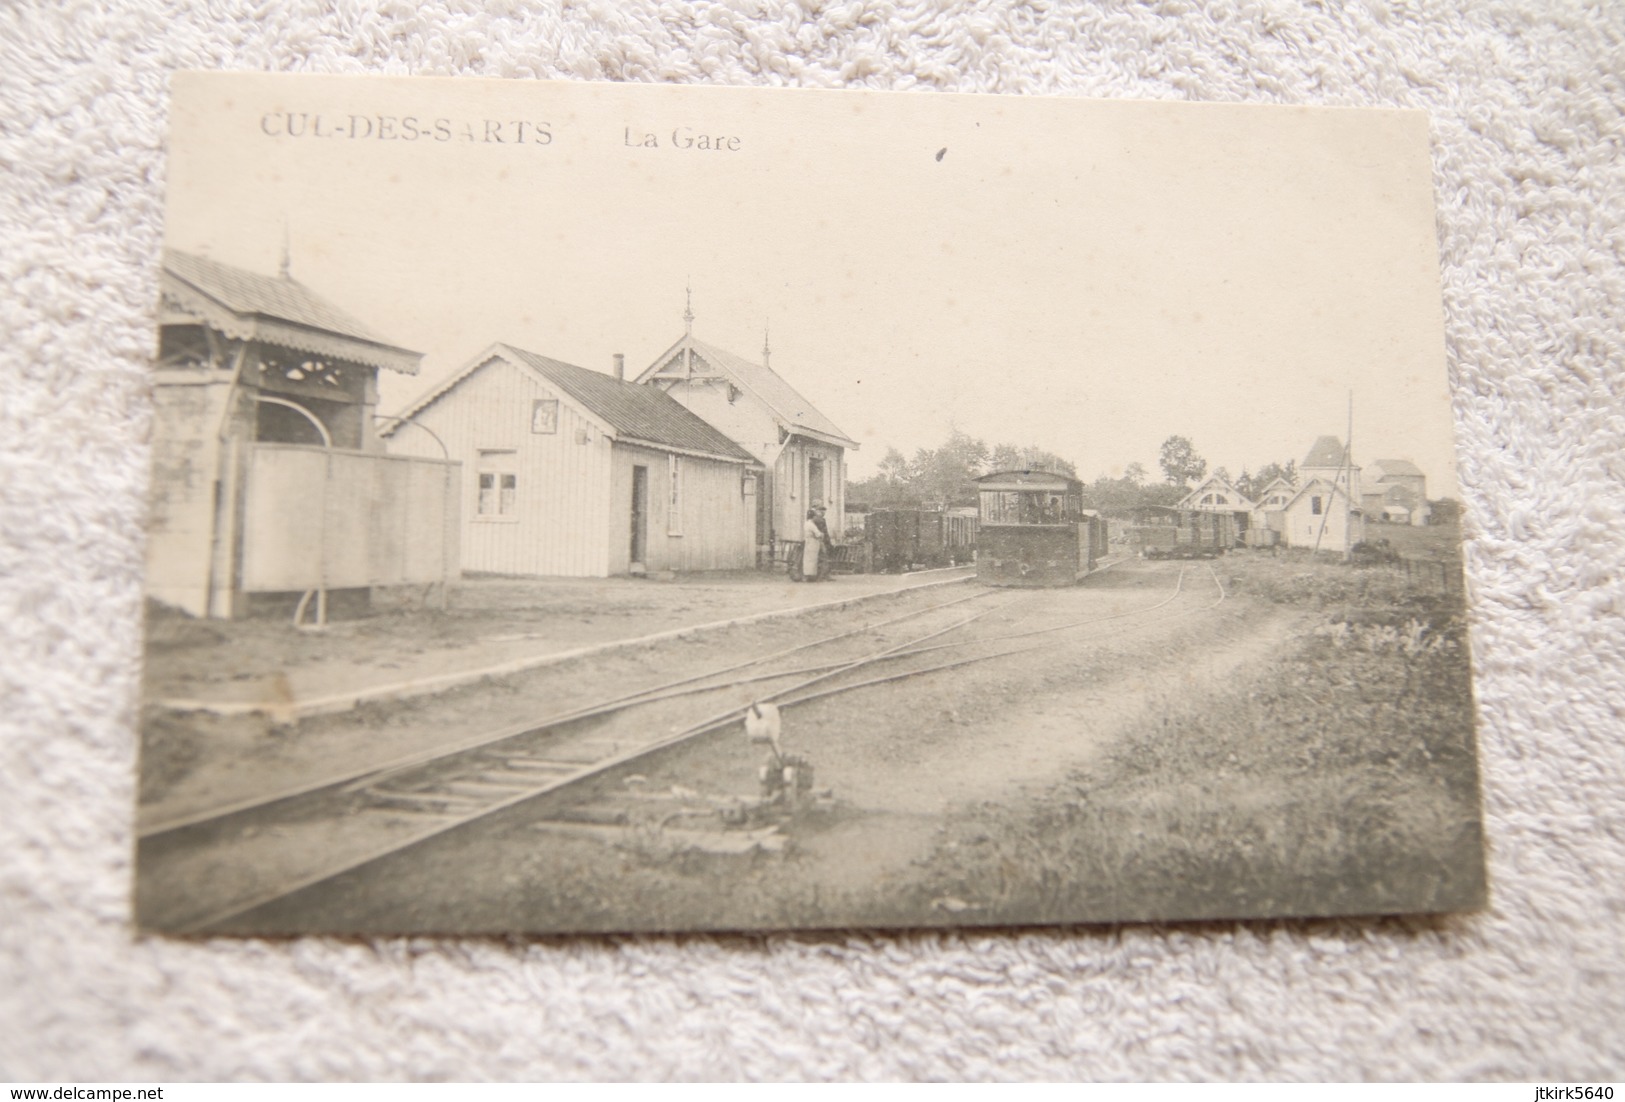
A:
[885,548,1485,925]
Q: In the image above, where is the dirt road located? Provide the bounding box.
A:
[203,559,1303,935]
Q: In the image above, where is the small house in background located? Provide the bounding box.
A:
[1362,481,1423,526]
[1248,476,1296,545]
[1365,459,1431,525]
[1177,473,1256,538]
[1278,477,1365,551]
[633,306,858,564]
[385,343,761,577]
[1252,477,1295,512]
[149,250,458,619]
[1277,434,1366,551]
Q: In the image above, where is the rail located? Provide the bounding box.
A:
[144,561,1229,933]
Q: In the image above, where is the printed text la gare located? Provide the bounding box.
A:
[624,126,742,151]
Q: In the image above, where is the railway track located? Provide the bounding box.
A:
[139,561,1226,933]
[137,585,997,838]
[138,586,1009,930]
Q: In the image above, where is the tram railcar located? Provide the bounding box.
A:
[1127,506,1236,559]
[866,509,979,573]
[974,470,1107,586]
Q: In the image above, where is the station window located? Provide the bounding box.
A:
[477,450,518,518]
[668,454,684,535]
[1311,495,1323,515]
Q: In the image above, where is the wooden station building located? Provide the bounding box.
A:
[385,343,762,577]
[633,309,858,565]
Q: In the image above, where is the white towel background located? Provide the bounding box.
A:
[2,0,1622,1081]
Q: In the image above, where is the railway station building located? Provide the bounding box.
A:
[385,342,762,577]
[148,250,458,619]
[633,310,858,566]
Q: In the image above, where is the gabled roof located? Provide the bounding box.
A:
[1281,476,1358,513]
[387,343,758,465]
[1253,477,1296,504]
[1370,458,1425,480]
[1177,474,1255,510]
[160,249,421,375]
[638,334,858,449]
[1302,435,1354,470]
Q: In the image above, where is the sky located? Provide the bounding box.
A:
[163,74,1462,496]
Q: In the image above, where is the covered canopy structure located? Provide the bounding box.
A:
[148,250,458,619]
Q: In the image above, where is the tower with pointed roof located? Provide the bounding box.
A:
[1300,434,1361,503]
[1277,435,1367,551]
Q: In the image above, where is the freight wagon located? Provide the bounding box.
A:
[866,508,979,573]
[1127,506,1236,559]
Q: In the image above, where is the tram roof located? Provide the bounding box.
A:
[975,469,1083,492]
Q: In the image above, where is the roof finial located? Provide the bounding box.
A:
[762,318,771,368]
[278,219,291,279]
[683,280,694,336]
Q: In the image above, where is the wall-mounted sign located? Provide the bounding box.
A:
[530,398,559,434]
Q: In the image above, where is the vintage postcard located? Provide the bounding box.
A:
[137,72,1483,935]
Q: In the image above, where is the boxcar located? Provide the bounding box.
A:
[1127,506,1236,559]
[974,470,1107,586]
[866,509,978,572]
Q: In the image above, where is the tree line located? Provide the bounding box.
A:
[849,429,1077,510]
[846,429,1461,528]
[847,430,1309,516]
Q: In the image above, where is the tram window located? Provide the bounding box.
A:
[981,491,1022,524]
[1022,492,1069,524]
[983,489,1078,524]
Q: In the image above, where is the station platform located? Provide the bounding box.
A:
[149,567,974,721]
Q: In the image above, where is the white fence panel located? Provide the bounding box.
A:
[242,444,460,593]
